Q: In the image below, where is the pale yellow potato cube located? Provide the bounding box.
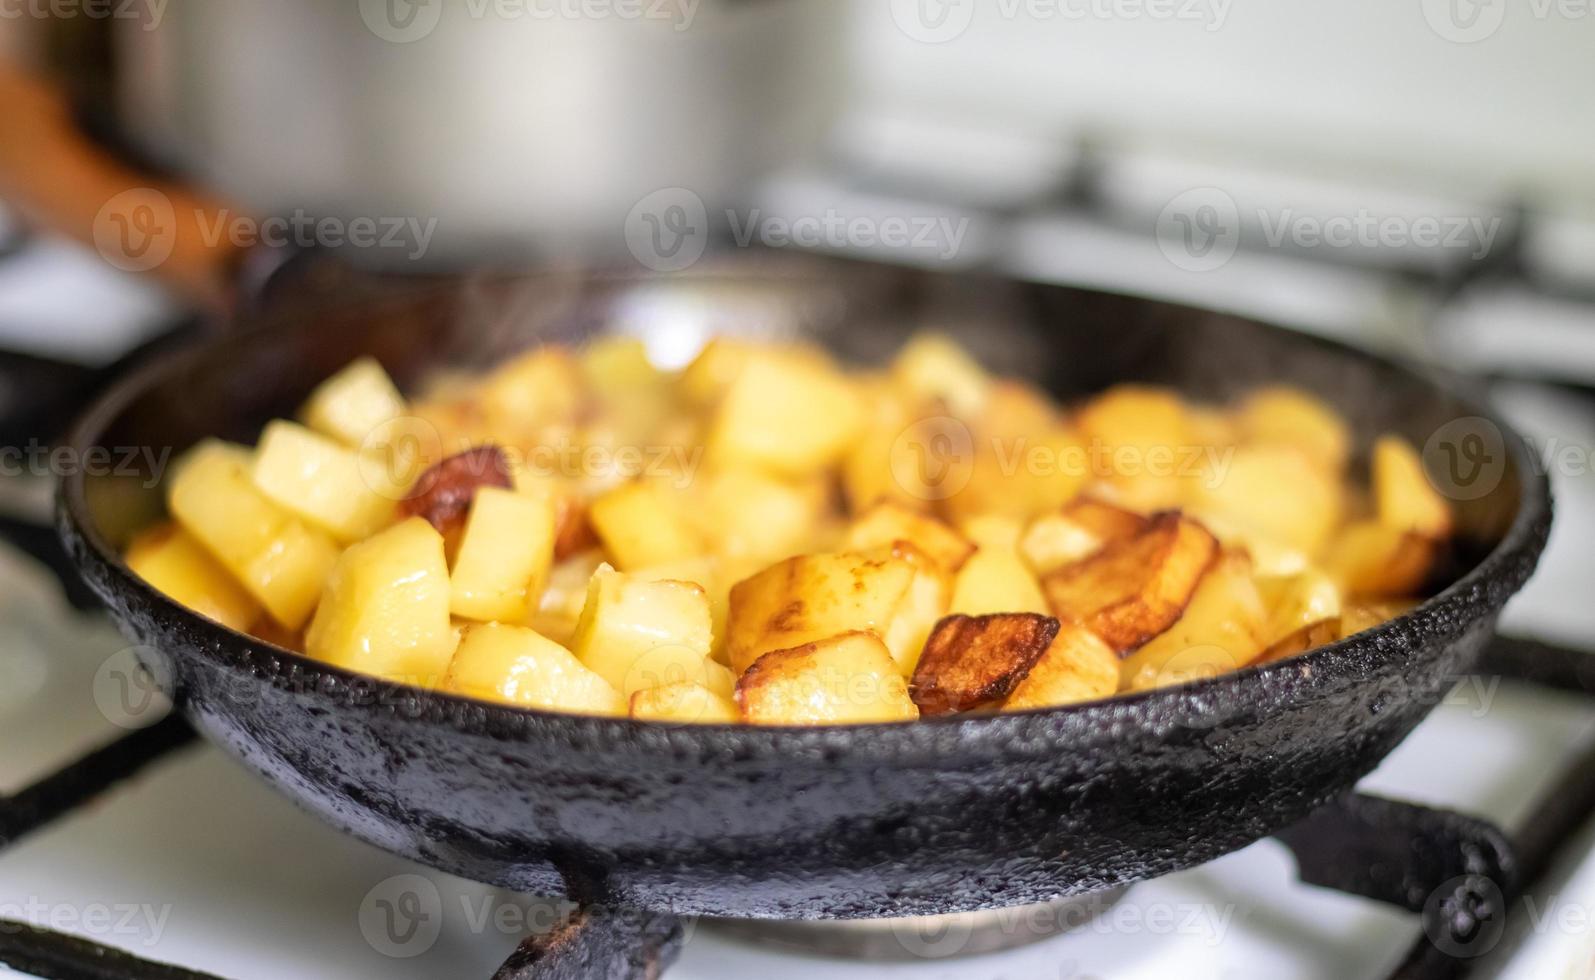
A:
[581,336,660,396]
[945,428,1090,525]
[725,551,917,675]
[737,632,920,725]
[699,468,825,563]
[444,623,624,715]
[527,550,606,644]
[1324,520,1439,598]
[299,357,406,448]
[1188,445,1343,557]
[1256,569,1342,648]
[679,337,754,406]
[1373,435,1453,538]
[890,332,991,419]
[168,441,340,629]
[479,348,584,428]
[589,480,704,571]
[959,514,1025,551]
[950,545,1048,617]
[251,421,398,541]
[708,352,863,476]
[1120,552,1268,692]
[1239,386,1350,470]
[629,681,739,724]
[844,500,974,573]
[1005,624,1120,710]
[859,541,951,677]
[305,518,457,686]
[569,566,716,696]
[1076,385,1191,510]
[449,487,557,622]
[125,523,260,631]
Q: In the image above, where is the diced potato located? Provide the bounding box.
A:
[839,384,920,512]
[680,337,754,407]
[125,523,260,631]
[251,421,398,541]
[1189,445,1343,557]
[305,518,457,686]
[589,479,705,570]
[945,428,1091,524]
[443,623,625,715]
[1182,505,1310,577]
[1005,623,1120,710]
[449,487,557,622]
[1238,386,1350,470]
[844,500,974,573]
[737,632,919,725]
[1373,435,1452,538]
[168,441,340,629]
[1186,406,1240,449]
[702,659,737,700]
[1042,513,1218,652]
[1075,385,1191,510]
[891,332,991,418]
[867,541,951,676]
[1019,498,1149,575]
[950,544,1048,617]
[1323,520,1439,598]
[528,550,606,644]
[1253,618,1342,665]
[299,357,406,448]
[699,468,825,563]
[909,613,1059,716]
[581,336,660,397]
[959,514,1024,550]
[630,681,739,724]
[708,352,863,476]
[1256,569,1341,647]
[1120,551,1268,692]
[724,551,916,675]
[480,348,584,428]
[568,566,716,696]
[1340,600,1417,636]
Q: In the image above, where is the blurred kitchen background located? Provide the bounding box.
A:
[3,3,1595,978]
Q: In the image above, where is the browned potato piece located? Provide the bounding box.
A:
[1253,618,1342,665]
[1019,497,1149,576]
[1119,550,1267,691]
[1005,623,1120,710]
[1060,498,1151,543]
[1238,386,1350,470]
[844,500,975,573]
[909,613,1061,716]
[724,551,917,675]
[1041,513,1219,652]
[1324,520,1439,598]
[737,632,919,725]
[1373,435,1453,538]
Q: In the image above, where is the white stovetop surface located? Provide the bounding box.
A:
[1,383,1593,980]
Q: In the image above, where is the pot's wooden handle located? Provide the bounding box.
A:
[0,66,245,311]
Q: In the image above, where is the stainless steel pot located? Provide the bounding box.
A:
[113,0,846,266]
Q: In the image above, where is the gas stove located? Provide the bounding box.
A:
[4,159,1595,979]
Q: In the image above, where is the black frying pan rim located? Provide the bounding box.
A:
[57,269,1552,765]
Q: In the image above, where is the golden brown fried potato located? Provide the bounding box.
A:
[845,500,975,573]
[737,631,919,725]
[724,551,917,674]
[629,681,740,724]
[1373,435,1453,538]
[1252,618,1342,665]
[1119,550,1267,691]
[1323,520,1439,598]
[1075,385,1191,510]
[1004,623,1120,710]
[1238,386,1350,470]
[1019,497,1149,576]
[1188,445,1343,557]
[1041,512,1219,652]
[909,613,1061,716]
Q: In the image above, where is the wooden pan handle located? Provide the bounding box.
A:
[0,66,245,312]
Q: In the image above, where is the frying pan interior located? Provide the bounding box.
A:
[60,254,1546,918]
